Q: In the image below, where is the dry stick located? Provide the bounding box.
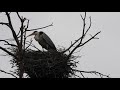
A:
[74,69,110,78]
[0,69,18,78]
[0,12,24,78]
[80,31,101,47]
[26,22,53,31]
[30,43,41,51]
[0,46,18,59]
[25,40,40,51]
[16,12,24,49]
[17,29,21,37]
[67,13,93,59]
[17,23,53,39]
[5,12,20,47]
[0,40,17,47]
[62,36,83,53]
[79,12,86,44]
[68,31,101,59]
[63,13,91,54]
[24,20,29,50]
[0,22,9,26]
[16,12,28,78]
[25,40,33,50]
[79,71,85,78]
[84,16,92,35]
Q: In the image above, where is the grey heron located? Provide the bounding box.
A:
[27,31,57,51]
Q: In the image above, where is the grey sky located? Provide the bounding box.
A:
[0,12,120,78]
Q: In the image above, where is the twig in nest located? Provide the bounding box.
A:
[73,69,110,78]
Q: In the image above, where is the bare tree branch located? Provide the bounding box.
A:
[25,41,41,51]
[0,22,9,26]
[24,19,29,49]
[79,12,87,45]
[25,39,33,50]
[0,46,18,59]
[5,12,20,47]
[26,22,53,31]
[16,12,22,22]
[80,31,101,47]
[62,36,83,53]
[74,69,110,78]
[0,40,17,47]
[0,69,18,78]
[84,16,92,35]
[63,13,91,54]
[66,12,101,60]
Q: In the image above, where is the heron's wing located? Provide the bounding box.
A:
[42,33,56,49]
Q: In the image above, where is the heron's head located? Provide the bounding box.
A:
[27,31,38,37]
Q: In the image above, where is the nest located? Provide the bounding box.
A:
[10,48,78,78]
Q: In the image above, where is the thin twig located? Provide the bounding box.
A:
[0,69,18,78]
[73,69,110,78]
[25,39,33,50]
[63,12,89,54]
[0,22,9,26]
[0,46,18,59]
[80,31,101,47]
[26,23,53,31]
[67,12,101,60]
[0,40,17,47]
[5,12,20,47]
[62,36,83,53]
[25,41,41,51]
[84,16,92,35]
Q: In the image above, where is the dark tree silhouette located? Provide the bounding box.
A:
[0,12,110,78]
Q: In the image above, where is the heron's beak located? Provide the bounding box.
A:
[26,33,35,38]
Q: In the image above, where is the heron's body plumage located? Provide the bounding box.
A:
[34,31,56,51]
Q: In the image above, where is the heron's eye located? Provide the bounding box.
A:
[39,32,43,35]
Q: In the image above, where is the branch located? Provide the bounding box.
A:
[0,69,18,78]
[84,16,92,35]
[26,23,53,31]
[79,12,87,45]
[5,12,20,46]
[16,12,26,23]
[0,22,9,26]
[80,31,101,47]
[0,40,17,47]
[74,69,110,78]
[26,42,41,51]
[23,20,29,51]
[17,22,53,39]
[63,12,90,54]
[67,31,101,59]
[16,12,22,22]
[66,12,101,60]
[25,39,33,50]
[0,46,18,59]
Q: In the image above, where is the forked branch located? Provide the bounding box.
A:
[66,12,101,59]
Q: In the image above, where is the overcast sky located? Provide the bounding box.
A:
[0,12,120,78]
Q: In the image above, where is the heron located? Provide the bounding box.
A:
[27,31,57,51]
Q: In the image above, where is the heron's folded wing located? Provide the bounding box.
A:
[42,33,56,49]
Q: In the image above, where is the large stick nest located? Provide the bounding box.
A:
[11,48,78,78]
